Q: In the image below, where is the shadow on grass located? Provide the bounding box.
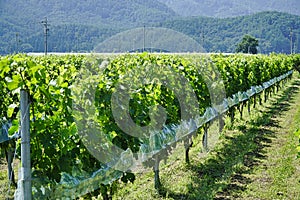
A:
[157,79,300,200]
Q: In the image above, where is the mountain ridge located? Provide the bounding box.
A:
[0,1,299,54]
[158,0,300,17]
[159,11,300,53]
[0,0,177,27]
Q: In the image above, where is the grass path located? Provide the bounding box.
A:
[231,78,300,199]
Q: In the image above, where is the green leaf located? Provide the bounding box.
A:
[7,103,18,118]
[0,62,10,78]
[295,129,300,137]
[8,119,19,135]
[60,82,68,88]
[5,74,22,90]
[57,76,64,86]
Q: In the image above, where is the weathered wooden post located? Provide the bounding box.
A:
[153,155,161,190]
[202,123,209,152]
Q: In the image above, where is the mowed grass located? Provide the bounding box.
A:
[0,158,8,199]
[0,155,17,199]
[111,75,300,200]
[235,78,300,200]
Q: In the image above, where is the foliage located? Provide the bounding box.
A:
[160,11,300,54]
[0,53,298,198]
[0,54,118,198]
[296,129,300,157]
[93,53,208,152]
[0,55,96,178]
[292,54,300,73]
[236,35,259,54]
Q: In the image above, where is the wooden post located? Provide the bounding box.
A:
[253,95,256,108]
[218,115,224,133]
[153,155,161,190]
[230,107,235,125]
[20,89,31,200]
[202,124,208,152]
[247,100,251,114]
[264,89,268,103]
[185,137,193,164]
[6,146,16,187]
[259,94,262,105]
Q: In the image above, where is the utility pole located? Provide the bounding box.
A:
[294,33,297,54]
[290,27,293,54]
[75,32,79,53]
[296,32,299,53]
[143,25,145,52]
[201,28,205,52]
[41,17,50,55]
[15,33,21,53]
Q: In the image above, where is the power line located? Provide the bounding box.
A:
[40,17,50,55]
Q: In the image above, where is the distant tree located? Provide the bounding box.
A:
[236,35,259,54]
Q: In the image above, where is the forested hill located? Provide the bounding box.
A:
[0,0,176,27]
[159,11,300,53]
[159,0,300,17]
[0,0,177,54]
[0,0,299,54]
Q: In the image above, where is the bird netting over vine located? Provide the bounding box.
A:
[30,70,292,199]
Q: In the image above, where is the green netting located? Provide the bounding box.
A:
[237,91,249,102]
[246,87,256,98]
[53,167,123,199]
[213,99,229,115]
[0,122,10,143]
[227,94,239,107]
